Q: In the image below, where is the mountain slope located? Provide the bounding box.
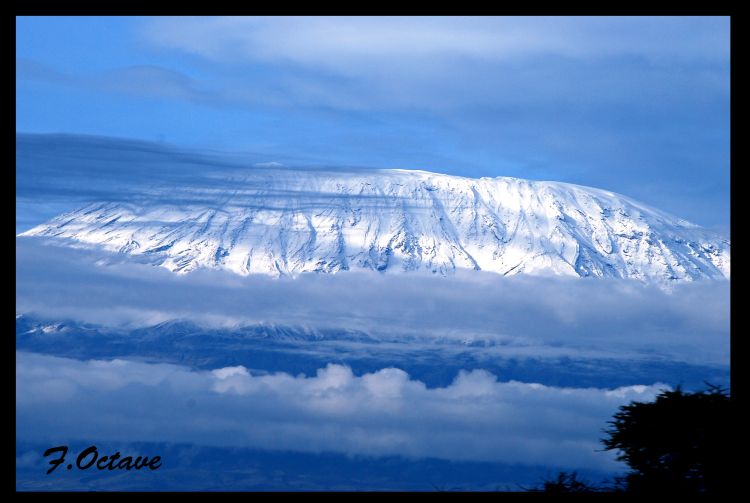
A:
[19,167,730,283]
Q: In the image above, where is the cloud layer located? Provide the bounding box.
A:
[16,351,667,470]
[144,17,729,75]
[16,237,730,366]
[137,16,729,123]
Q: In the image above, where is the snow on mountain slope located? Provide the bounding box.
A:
[19,167,729,283]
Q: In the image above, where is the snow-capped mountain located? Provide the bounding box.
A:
[19,167,729,283]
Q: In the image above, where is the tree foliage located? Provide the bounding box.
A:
[526,471,602,493]
[601,384,733,494]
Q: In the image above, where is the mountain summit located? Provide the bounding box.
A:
[20,167,729,283]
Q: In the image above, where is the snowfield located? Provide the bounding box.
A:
[20,167,730,284]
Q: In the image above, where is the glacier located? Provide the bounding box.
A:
[19,166,730,283]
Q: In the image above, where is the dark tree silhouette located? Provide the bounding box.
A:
[525,471,602,493]
[601,384,733,494]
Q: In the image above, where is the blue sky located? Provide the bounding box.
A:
[16,16,730,233]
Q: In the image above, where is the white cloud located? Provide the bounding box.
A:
[143,17,729,69]
[16,237,730,366]
[134,17,729,114]
[16,351,668,470]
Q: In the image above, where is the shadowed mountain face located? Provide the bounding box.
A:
[15,315,729,390]
[21,165,729,284]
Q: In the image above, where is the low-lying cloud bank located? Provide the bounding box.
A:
[16,237,730,365]
[16,351,667,470]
